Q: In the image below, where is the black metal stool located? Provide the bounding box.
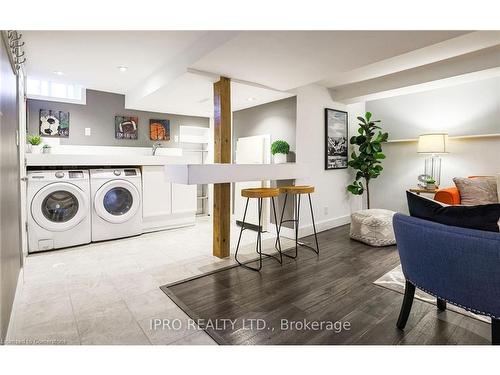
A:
[275,185,320,259]
[235,188,283,271]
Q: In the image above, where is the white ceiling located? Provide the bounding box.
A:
[191,31,469,91]
[22,30,493,117]
[126,72,294,117]
[23,31,209,94]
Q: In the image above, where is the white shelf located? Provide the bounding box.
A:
[164,163,308,185]
[387,133,500,143]
[179,126,209,143]
[26,152,184,167]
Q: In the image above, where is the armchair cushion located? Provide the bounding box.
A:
[406,191,500,232]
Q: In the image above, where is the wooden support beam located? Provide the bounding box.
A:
[213,77,231,258]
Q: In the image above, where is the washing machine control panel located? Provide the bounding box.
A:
[69,171,84,178]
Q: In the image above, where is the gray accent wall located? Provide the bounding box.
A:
[27,89,209,147]
[366,77,500,140]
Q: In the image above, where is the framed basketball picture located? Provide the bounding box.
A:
[325,108,348,170]
[115,116,138,140]
[149,119,170,141]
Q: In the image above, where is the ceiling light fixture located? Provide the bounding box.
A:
[117,66,128,72]
[247,97,256,102]
[53,71,64,76]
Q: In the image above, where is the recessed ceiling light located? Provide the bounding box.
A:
[247,97,256,102]
[53,71,64,76]
[117,66,128,72]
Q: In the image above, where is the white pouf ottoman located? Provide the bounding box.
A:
[349,209,397,247]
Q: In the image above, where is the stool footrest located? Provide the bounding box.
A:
[236,220,262,232]
[235,195,283,272]
[280,219,298,224]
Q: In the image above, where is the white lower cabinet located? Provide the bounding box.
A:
[172,183,197,213]
[141,166,196,233]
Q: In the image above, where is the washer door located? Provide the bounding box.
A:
[31,182,88,232]
[94,180,140,224]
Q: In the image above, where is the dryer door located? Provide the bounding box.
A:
[31,182,88,232]
[94,180,140,224]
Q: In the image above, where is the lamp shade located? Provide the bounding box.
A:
[417,133,449,154]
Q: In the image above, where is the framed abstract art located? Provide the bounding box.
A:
[149,119,170,141]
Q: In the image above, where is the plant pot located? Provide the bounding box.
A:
[42,147,51,154]
[273,153,287,164]
[26,144,32,153]
[31,145,43,154]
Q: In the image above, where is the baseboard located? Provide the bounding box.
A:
[267,214,351,240]
[142,211,196,233]
[298,215,351,238]
[4,267,24,344]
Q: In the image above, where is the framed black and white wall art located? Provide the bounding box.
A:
[325,108,348,170]
[39,109,70,137]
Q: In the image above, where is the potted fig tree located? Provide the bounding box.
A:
[347,112,389,209]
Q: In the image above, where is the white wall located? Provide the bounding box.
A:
[366,76,500,140]
[293,84,364,236]
[371,136,500,213]
[366,76,500,213]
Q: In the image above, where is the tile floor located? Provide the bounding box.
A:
[8,217,294,345]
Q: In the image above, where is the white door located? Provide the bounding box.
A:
[234,135,271,230]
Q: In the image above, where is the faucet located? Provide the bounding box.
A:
[152,142,163,155]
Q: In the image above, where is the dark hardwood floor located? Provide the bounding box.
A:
[161,225,490,345]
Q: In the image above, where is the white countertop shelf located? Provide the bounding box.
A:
[164,163,308,184]
[25,153,185,167]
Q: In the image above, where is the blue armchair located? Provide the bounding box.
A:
[392,213,500,344]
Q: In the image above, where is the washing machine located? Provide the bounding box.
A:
[90,168,143,242]
[27,170,91,253]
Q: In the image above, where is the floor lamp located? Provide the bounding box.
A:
[417,133,449,187]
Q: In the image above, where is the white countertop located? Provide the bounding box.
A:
[26,153,185,167]
[164,163,308,184]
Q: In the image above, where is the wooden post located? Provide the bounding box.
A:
[213,77,231,258]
